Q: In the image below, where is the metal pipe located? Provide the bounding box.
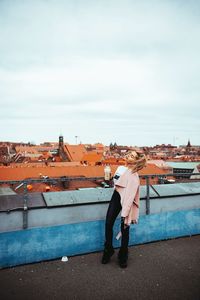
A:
[23,182,28,229]
[1,173,200,185]
[146,176,150,215]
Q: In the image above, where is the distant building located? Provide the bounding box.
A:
[58,135,70,161]
[167,162,200,179]
[81,152,103,166]
[0,145,10,164]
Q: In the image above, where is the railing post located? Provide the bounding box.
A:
[23,181,28,229]
[146,176,150,215]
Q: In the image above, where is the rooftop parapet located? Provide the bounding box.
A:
[0,173,200,268]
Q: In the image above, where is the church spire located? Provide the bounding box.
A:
[186,139,191,147]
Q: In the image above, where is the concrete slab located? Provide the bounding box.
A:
[0,235,199,300]
[153,182,200,197]
[0,187,16,195]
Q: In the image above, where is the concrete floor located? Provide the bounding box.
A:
[0,235,200,300]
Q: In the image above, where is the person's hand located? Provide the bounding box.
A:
[121,217,129,229]
[131,219,138,224]
[121,217,125,223]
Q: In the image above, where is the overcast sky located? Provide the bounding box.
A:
[0,0,200,146]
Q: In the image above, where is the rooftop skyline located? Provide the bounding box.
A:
[0,0,200,146]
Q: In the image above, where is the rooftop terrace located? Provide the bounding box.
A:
[0,235,199,300]
[0,173,200,300]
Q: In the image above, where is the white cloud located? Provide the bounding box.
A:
[0,0,200,145]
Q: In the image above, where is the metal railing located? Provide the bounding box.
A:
[0,173,200,229]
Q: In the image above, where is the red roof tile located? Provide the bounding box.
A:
[64,145,87,162]
[81,153,103,163]
[0,163,168,181]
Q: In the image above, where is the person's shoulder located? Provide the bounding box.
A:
[133,171,139,178]
[119,165,128,172]
[116,165,127,173]
[128,171,140,181]
[134,172,140,182]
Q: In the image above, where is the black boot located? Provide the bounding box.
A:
[118,248,128,268]
[101,246,114,264]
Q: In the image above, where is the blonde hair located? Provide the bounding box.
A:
[124,151,147,173]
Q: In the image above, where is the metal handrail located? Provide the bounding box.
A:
[0,176,104,185]
[1,173,200,229]
[0,173,200,185]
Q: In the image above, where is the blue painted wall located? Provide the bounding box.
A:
[0,208,200,268]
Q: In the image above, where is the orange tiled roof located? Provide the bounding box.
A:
[64,144,87,162]
[93,143,104,146]
[139,163,168,176]
[81,152,103,163]
[15,146,39,154]
[93,143,104,150]
[0,163,168,181]
[138,163,170,185]
[0,165,106,181]
[15,145,58,157]
[102,158,125,165]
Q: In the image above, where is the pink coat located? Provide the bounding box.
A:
[115,169,140,226]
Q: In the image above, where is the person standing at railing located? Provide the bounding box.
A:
[101,151,147,268]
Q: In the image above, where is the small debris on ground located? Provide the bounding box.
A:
[61,256,68,262]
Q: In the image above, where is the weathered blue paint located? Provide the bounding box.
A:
[0,208,200,268]
[128,208,200,245]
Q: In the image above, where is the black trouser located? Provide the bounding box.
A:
[105,190,130,249]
